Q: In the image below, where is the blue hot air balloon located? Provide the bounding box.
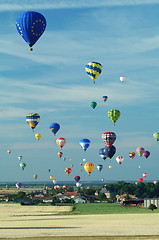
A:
[79,139,90,151]
[16,11,46,51]
[104,145,116,160]
[49,123,60,135]
[99,148,107,161]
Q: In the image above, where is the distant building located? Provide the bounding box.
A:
[144,198,159,208]
[99,187,112,199]
[74,196,87,203]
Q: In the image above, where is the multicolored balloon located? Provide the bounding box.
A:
[20,162,26,170]
[129,152,135,159]
[57,152,63,158]
[35,133,41,141]
[16,182,22,189]
[16,11,46,51]
[85,61,102,83]
[136,147,145,157]
[62,185,68,191]
[102,132,116,148]
[49,123,60,135]
[74,176,80,182]
[102,96,108,102]
[65,168,72,175]
[53,179,57,184]
[108,109,120,125]
[143,151,150,159]
[50,176,54,180]
[143,173,147,178]
[116,156,124,164]
[84,162,94,175]
[26,113,40,131]
[90,101,97,109]
[79,139,90,151]
[18,156,22,161]
[153,132,159,142]
[7,150,11,154]
[56,137,66,149]
[34,174,38,179]
[54,185,60,191]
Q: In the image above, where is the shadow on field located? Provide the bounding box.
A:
[0,227,79,230]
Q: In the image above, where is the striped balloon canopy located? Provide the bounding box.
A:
[85,62,102,83]
[102,132,116,148]
[26,113,40,131]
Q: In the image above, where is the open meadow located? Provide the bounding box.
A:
[0,204,159,239]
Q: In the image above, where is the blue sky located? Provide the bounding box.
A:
[0,0,159,183]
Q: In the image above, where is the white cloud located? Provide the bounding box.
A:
[0,0,159,12]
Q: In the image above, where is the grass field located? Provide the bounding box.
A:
[72,203,159,214]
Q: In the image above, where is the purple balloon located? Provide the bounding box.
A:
[143,151,150,158]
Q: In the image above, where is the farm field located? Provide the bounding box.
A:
[0,204,159,239]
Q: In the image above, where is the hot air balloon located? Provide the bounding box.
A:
[7,150,11,154]
[129,152,135,160]
[76,182,82,187]
[16,182,22,189]
[102,132,116,148]
[56,138,66,149]
[70,164,73,168]
[90,101,97,109]
[54,185,60,191]
[63,157,66,161]
[20,162,26,170]
[97,164,103,171]
[18,156,22,161]
[153,132,159,142]
[108,109,120,125]
[45,186,49,190]
[79,139,90,151]
[143,151,150,159]
[116,156,124,164]
[83,158,86,162]
[16,11,46,51]
[139,166,141,168]
[84,163,94,175]
[143,173,147,178]
[109,166,112,170]
[120,76,125,82]
[101,178,104,182]
[104,145,116,160]
[102,96,108,102]
[80,163,83,166]
[50,176,54,180]
[57,152,63,158]
[62,185,68,191]
[53,179,57,184]
[49,123,60,135]
[74,176,80,182]
[65,168,72,175]
[26,113,40,131]
[35,133,41,141]
[70,159,72,162]
[138,178,143,183]
[6,185,10,190]
[48,169,51,172]
[136,147,145,157]
[85,61,102,83]
[99,148,107,161]
[34,174,38,179]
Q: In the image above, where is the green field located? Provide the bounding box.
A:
[71,203,159,214]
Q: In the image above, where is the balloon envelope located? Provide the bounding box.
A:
[90,101,97,109]
[74,176,80,182]
[102,132,116,148]
[85,61,102,83]
[97,164,103,171]
[56,138,66,149]
[84,162,94,175]
[104,145,116,160]
[153,132,159,141]
[26,113,40,130]
[49,123,60,135]
[120,76,125,82]
[143,151,150,158]
[35,133,41,140]
[116,156,124,164]
[20,162,26,170]
[79,139,90,151]
[57,152,63,158]
[129,152,135,159]
[102,96,108,102]
[65,168,72,175]
[136,147,145,157]
[99,148,107,160]
[108,109,120,124]
[143,173,147,178]
[138,178,143,182]
[16,11,46,49]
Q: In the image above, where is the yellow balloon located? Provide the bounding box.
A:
[109,166,112,170]
[35,133,41,141]
[50,176,54,180]
[84,162,94,175]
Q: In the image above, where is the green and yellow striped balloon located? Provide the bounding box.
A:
[108,109,120,125]
[85,62,102,83]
